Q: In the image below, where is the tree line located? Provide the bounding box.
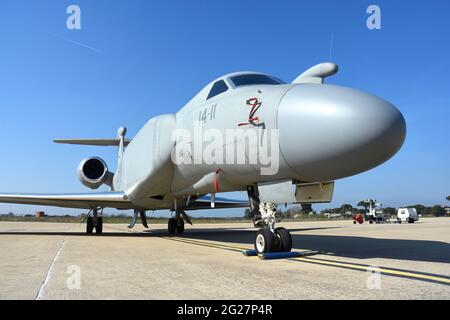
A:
[243,196,450,219]
[319,201,448,217]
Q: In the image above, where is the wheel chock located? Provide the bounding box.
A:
[258,251,303,260]
[242,249,320,260]
[242,249,258,256]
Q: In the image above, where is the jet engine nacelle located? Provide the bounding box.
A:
[77,157,113,190]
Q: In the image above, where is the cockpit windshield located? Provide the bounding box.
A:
[230,74,285,87]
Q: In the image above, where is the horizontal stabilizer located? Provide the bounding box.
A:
[54,138,131,147]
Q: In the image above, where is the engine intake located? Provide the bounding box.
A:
[78,157,113,189]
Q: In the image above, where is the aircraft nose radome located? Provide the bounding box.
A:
[278,84,406,182]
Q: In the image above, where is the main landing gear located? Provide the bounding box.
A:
[86,208,103,234]
[168,210,191,235]
[247,187,292,254]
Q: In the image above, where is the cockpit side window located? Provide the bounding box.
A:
[207,80,228,100]
[230,74,285,87]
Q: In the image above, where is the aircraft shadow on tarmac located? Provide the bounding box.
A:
[1,226,449,264]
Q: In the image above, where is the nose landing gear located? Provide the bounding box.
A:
[247,186,292,254]
[253,203,292,254]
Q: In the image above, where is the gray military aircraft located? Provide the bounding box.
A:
[0,63,406,254]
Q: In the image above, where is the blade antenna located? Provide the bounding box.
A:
[328,34,334,62]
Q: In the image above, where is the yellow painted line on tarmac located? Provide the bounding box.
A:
[163,236,450,286]
[164,236,249,252]
[294,257,450,285]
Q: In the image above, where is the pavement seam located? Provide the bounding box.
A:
[35,238,66,300]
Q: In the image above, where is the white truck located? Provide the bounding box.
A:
[364,200,389,224]
[397,208,419,223]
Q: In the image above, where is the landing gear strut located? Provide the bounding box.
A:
[86,208,103,234]
[247,186,292,254]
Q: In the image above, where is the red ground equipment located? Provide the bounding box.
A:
[353,213,364,224]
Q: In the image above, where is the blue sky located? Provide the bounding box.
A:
[0,0,448,217]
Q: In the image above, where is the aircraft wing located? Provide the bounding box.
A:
[188,195,249,210]
[0,193,248,211]
[0,192,132,209]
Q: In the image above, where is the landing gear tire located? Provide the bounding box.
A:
[168,218,177,234]
[176,219,185,234]
[95,217,103,234]
[275,227,292,252]
[255,229,276,254]
[86,217,94,234]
